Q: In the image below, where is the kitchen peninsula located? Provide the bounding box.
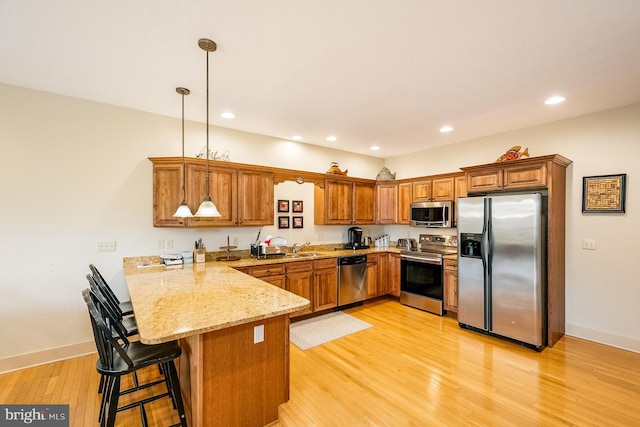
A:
[123,260,310,427]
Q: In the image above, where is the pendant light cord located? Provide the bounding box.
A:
[204,47,210,199]
[181,91,187,200]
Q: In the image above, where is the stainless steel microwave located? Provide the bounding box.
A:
[410,201,454,228]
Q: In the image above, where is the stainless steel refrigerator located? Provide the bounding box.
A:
[457,193,546,349]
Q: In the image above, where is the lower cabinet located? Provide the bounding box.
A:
[366,254,378,298]
[245,264,286,289]
[237,251,403,318]
[443,257,458,312]
[388,253,401,297]
[286,261,314,318]
[313,258,338,311]
[377,253,389,296]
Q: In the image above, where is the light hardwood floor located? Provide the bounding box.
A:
[2,298,639,426]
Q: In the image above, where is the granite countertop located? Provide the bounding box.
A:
[124,263,310,344]
[123,245,404,271]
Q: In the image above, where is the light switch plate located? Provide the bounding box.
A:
[97,241,117,252]
[582,239,596,250]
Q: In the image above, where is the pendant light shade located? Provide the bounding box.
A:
[173,87,194,218]
[195,38,222,218]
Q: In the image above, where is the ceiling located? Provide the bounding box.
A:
[2,1,640,158]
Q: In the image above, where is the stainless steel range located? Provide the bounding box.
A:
[400,234,457,315]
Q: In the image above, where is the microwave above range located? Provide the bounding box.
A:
[410,201,454,228]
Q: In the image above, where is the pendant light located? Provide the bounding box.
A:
[195,38,222,217]
[173,87,194,218]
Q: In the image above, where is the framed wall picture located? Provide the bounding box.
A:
[277,199,289,213]
[292,216,304,229]
[292,200,303,213]
[278,216,290,229]
[582,174,626,213]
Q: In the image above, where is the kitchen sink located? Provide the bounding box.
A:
[285,252,321,258]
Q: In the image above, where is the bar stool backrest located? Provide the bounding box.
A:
[85,275,131,345]
[89,264,123,314]
[82,289,135,370]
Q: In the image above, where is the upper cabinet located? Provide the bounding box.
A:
[411,176,455,202]
[375,182,398,224]
[463,155,571,194]
[398,182,413,224]
[314,178,376,225]
[150,157,273,227]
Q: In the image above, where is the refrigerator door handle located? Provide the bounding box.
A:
[482,197,492,330]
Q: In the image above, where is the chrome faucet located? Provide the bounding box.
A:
[291,241,311,254]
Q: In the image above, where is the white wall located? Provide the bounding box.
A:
[1,82,638,372]
[0,83,384,371]
[386,103,640,353]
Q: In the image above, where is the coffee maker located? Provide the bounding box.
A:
[344,226,369,250]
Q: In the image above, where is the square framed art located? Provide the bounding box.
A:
[582,173,626,213]
[278,216,290,228]
[292,200,303,213]
[277,200,289,213]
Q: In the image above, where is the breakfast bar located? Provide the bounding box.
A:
[123,261,310,427]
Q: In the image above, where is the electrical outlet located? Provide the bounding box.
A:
[232,237,238,246]
[582,239,596,250]
[165,239,173,249]
[97,241,117,252]
[157,239,165,250]
[254,324,264,344]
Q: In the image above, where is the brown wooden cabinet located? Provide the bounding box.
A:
[246,264,286,289]
[366,254,378,298]
[398,182,412,224]
[388,253,401,297]
[287,261,314,318]
[443,258,458,312]
[314,178,375,225]
[432,177,455,201]
[152,162,185,227]
[412,176,455,202]
[375,183,398,224]
[313,258,338,312]
[377,252,389,296]
[412,179,432,201]
[454,173,467,226]
[186,162,237,227]
[150,157,273,228]
[461,154,572,347]
[465,158,550,193]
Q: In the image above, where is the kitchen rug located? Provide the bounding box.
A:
[290,311,372,350]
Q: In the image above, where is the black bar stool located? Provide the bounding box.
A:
[82,289,187,427]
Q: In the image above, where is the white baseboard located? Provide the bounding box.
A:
[565,324,640,354]
[0,341,96,374]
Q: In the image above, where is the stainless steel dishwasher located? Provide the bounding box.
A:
[338,255,367,306]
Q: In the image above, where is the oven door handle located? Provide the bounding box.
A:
[400,254,443,265]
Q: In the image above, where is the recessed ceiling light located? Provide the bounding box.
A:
[370,145,380,151]
[291,135,303,140]
[544,96,565,105]
[326,135,337,142]
[440,126,453,133]
[220,111,235,119]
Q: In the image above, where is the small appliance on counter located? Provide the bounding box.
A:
[160,253,184,266]
[397,238,418,251]
[343,226,370,250]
